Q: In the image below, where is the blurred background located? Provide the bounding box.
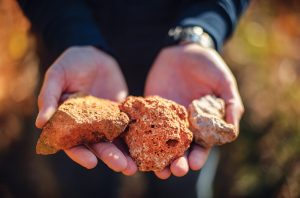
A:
[0,0,299,197]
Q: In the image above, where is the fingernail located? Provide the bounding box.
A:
[44,106,56,119]
[116,90,127,102]
[107,152,127,172]
[177,158,187,169]
[108,152,120,160]
[36,106,56,128]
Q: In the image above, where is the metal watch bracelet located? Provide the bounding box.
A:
[168,26,215,49]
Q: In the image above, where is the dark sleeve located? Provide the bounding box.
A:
[17,0,111,57]
[176,0,250,51]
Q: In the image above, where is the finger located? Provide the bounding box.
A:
[188,145,210,171]
[122,154,138,176]
[155,167,172,180]
[65,146,98,169]
[115,89,128,102]
[91,142,127,172]
[220,82,244,130]
[112,139,137,175]
[36,68,65,128]
[170,153,189,177]
[226,102,243,129]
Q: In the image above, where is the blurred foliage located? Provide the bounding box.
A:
[0,0,299,197]
[0,1,46,197]
[0,1,38,153]
[216,0,300,197]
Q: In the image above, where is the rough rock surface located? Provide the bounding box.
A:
[188,95,237,148]
[120,96,193,171]
[36,95,130,155]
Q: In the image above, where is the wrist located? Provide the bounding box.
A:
[165,26,216,50]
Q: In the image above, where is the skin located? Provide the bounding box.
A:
[37,44,244,179]
[36,46,137,175]
[145,43,244,179]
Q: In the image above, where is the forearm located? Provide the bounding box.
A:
[17,0,110,57]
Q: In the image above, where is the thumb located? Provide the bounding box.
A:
[220,83,244,132]
[36,68,65,128]
[225,99,244,132]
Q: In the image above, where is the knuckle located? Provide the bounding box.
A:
[45,67,60,79]
[103,56,118,68]
[65,46,81,54]
[233,100,245,116]
[239,103,245,115]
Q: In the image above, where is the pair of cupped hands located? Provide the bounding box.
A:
[36,44,244,179]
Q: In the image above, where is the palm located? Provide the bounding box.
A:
[145,44,244,179]
[145,65,212,107]
[53,46,127,101]
[145,44,230,107]
[37,46,137,175]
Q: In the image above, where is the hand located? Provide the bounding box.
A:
[37,46,137,175]
[145,43,244,179]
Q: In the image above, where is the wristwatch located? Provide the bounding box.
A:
[167,26,215,49]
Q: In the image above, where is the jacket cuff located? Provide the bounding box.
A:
[175,4,234,51]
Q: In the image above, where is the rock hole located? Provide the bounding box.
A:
[150,124,155,128]
[130,119,137,124]
[166,139,179,147]
[145,130,152,134]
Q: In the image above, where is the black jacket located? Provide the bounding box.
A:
[17,0,249,94]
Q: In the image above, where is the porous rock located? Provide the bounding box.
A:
[36,95,130,155]
[120,96,193,171]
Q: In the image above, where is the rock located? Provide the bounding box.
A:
[120,96,193,171]
[188,95,237,148]
[36,95,130,155]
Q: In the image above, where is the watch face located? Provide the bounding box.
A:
[180,27,203,44]
[191,27,204,35]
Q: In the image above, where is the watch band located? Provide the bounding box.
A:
[166,26,215,49]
